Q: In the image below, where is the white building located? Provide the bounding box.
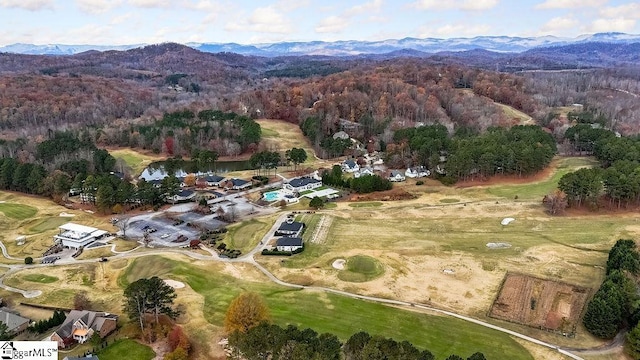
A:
[53,223,108,250]
[285,177,322,192]
[276,237,303,252]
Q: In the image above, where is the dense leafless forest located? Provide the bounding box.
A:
[1,42,639,143]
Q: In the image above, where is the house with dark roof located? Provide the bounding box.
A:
[201,174,225,187]
[341,159,359,173]
[168,189,196,203]
[0,308,30,335]
[51,310,118,349]
[275,221,304,237]
[276,237,303,252]
[227,178,251,190]
[285,177,322,192]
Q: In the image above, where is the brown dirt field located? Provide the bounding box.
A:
[490,273,590,333]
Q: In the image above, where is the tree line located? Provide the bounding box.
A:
[558,127,640,209]
[583,239,640,352]
[322,165,392,194]
[388,125,556,183]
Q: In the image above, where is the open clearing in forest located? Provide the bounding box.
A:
[108,147,165,177]
[490,273,590,333]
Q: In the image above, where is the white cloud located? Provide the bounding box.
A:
[411,0,498,11]
[225,6,293,34]
[76,0,122,14]
[410,0,448,10]
[110,12,133,25]
[460,0,498,11]
[184,0,221,12]
[315,16,349,33]
[128,0,171,8]
[535,0,607,10]
[600,3,640,19]
[0,0,53,11]
[275,0,310,11]
[315,0,384,34]
[345,0,383,17]
[540,15,579,33]
[588,17,636,33]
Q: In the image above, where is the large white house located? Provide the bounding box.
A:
[405,166,430,178]
[53,223,108,250]
[285,177,322,192]
[276,237,303,252]
[341,160,359,173]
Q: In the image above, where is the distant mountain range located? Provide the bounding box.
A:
[2,32,640,57]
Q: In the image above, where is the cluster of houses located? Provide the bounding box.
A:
[146,174,253,203]
[341,159,431,183]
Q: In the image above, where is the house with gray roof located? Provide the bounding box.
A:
[0,308,30,335]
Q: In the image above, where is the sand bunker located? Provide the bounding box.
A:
[164,279,185,289]
[332,259,346,270]
[501,217,515,225]
[486,242,512,249]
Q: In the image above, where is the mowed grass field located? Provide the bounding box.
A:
[121,255,533,360]
[108,148,165,177]
[484,157,599,200]
[97,339,155,360]
[223,217,272,253]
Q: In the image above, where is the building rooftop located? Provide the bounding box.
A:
[0,308,29,332]
[288,177,321,188]
[277,221,304,233]
[276,237,303,247]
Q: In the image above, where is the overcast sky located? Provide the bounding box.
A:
[0,0,638,46]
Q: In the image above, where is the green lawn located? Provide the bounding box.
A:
[486,157,599,200]
[223,218,271,253]
[0,203,38,220]
[27,216,72,233]
[23,274,58,284]
[121,256,533,360]
[338,255,384,282]
[97,339,155,360]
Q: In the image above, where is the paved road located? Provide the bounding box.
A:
[0,211,603,359]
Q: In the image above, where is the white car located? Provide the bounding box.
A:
[161,234,170,239]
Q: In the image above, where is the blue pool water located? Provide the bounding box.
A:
[263,190,281,202]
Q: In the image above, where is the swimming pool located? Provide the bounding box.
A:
[263,190,281,202]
